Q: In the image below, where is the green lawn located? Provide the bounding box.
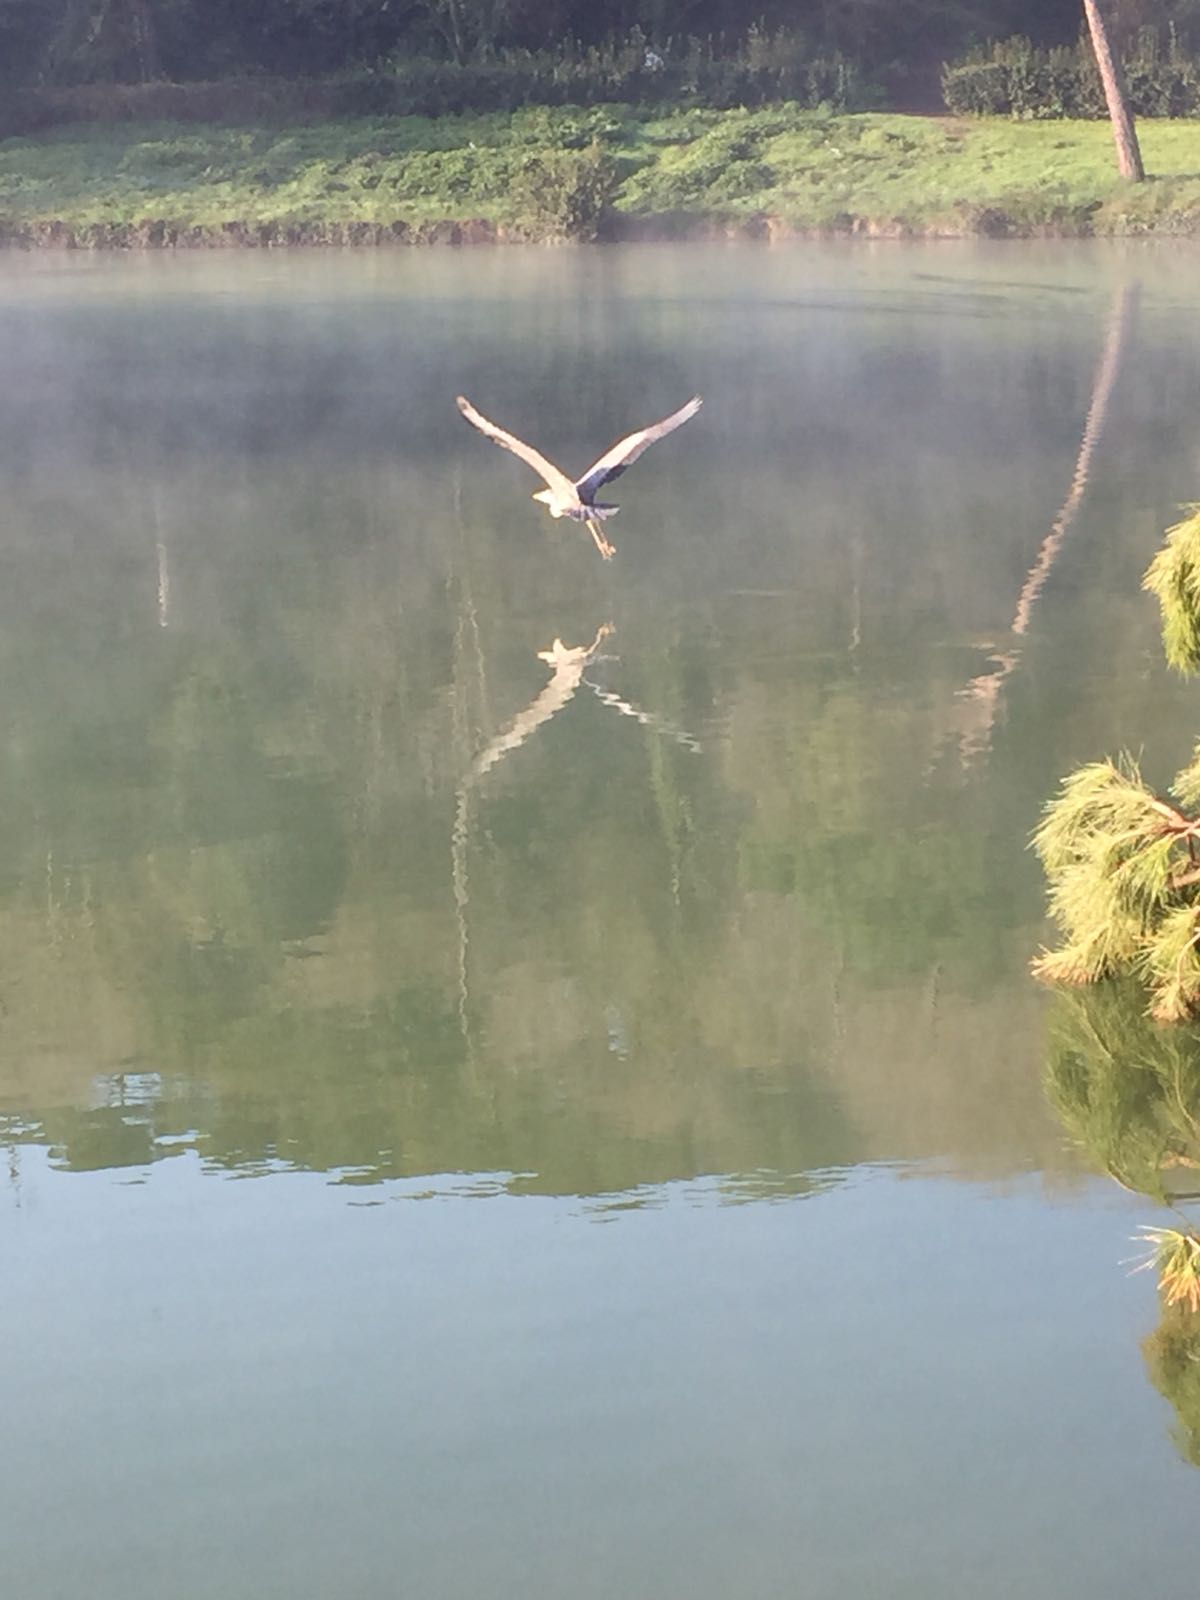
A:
[4,106,1200,241]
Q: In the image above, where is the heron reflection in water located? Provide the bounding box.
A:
[468,624,701,782]
[469,623,617,781]
[456,394,703,559]
[452,623,701,1042]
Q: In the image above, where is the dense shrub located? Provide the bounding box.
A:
[0,31,867,139]
[508,142,621,240]
[943,31,1200,119]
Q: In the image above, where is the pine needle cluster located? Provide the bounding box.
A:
[1144,507,1200,674]
[1033,755,1200,1020]
[1137,1228,1200,1316]
[1034,514,1200,1022]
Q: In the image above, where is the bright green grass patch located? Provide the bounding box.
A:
[5,107,1200,239]
[622,110,1200,232]
[0,107,635,231]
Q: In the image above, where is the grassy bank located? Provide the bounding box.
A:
[5,106,1200,244]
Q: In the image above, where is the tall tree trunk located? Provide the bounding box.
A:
[442,0,468,66]
[1082,0,1145,181]
[129,0,160,83]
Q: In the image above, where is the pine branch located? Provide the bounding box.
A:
[1145,507,1200,675]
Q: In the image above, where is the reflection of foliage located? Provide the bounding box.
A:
[1045,986,1200,1201]
[0,511,865,1191]
[0,388,1087,1191]
[1036,509,1200,1021]
[1046,987,1200,1467]
[1143,1307,1200,1467]
[729,660,1030,993]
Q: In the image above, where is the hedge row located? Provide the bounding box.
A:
[942,33,1200,119]
[0,35,864,138]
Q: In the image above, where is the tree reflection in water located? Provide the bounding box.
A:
[3,249,1174,1201]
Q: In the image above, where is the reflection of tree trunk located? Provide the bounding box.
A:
[155,539,170,626]
[451,784,473,1047]
[451,474,495,744]
[955,281,1137,762]
[1083,0,1145,182]
[1009,280,1136,639]
[152,486,171,627]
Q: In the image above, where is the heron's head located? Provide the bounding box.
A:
[531,489,559,515]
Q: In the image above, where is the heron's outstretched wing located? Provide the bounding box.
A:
[574,395,703,502]
[456,396,577,502]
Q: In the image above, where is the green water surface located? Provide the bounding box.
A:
[1,244,1197,1599]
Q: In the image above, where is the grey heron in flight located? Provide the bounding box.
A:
[455,393,703,559]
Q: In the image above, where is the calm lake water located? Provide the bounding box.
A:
[2,243,1199,1598]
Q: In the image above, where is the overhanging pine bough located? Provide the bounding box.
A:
[1035,509,1200,1021]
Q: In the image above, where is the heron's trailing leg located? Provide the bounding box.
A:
[586,517,616,560]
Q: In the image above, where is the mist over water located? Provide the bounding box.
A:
[3,244,1199,1599]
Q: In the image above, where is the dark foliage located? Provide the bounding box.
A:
[3,2,1199,120]
[0,1,1109,96]
[508,142,621,240]
[0,34,867,137]
[944,29,1200,117]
